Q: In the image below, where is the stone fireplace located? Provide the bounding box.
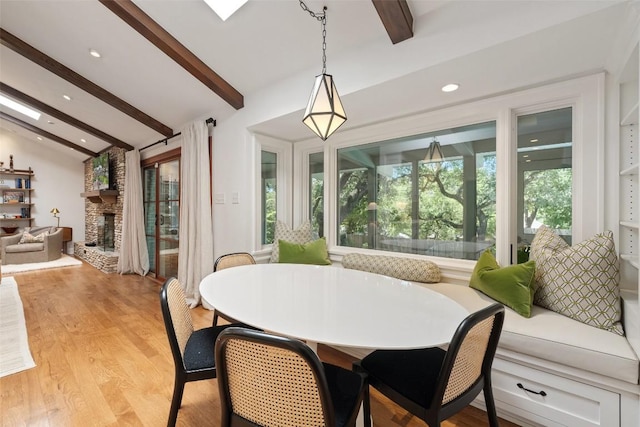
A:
[74,147,125,273]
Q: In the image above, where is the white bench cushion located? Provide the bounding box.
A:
[424,282,639,384]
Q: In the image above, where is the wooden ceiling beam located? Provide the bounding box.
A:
[0,112,99,157]
[99,0,244,110]
[0,83,134,151]
[372,0,413,44]
[0,28,173,137]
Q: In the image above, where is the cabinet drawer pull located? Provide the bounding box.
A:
[517,382,547,396]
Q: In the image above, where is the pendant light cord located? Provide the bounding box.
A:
[299,1,328,74]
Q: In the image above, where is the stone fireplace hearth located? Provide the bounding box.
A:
[74,242,119,273]
[75,147,125,273]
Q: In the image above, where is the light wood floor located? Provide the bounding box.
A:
[0,261,519,427]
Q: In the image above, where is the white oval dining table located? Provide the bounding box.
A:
[199,263,469,352]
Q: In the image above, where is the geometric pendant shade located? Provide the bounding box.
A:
[425,138,444,162]
[302,73,347,141]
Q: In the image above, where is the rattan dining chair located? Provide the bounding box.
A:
[160,277,244,427]
[214,252,256,271]
[353,303,505,427]
[215,327,367,427]
[212,252,256,326]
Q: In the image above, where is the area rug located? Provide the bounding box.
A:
[0,276,35,377]
[2,254,82,275]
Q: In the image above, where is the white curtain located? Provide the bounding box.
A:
[117,149,150,276]
[178,120,214,307]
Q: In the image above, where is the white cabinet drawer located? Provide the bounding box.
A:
[489,359,620,427]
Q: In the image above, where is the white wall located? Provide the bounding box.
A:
[211,117,256,258]
[0,131,85,251]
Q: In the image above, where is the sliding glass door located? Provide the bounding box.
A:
[143,151,180,281]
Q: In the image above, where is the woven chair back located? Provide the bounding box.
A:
[442,315,495,404]
[220,335,329,426]
[215,253,256,272]
[165,278,194,357]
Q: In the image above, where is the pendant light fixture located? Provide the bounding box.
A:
[300,1,346,141]
[425,138,444,162]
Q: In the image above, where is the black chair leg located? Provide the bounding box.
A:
[212,311,219,327]
[483,379,499,427]
[168,378,185,427]
[363,384,372,427]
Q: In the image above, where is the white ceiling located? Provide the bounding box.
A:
[0,0,635,159]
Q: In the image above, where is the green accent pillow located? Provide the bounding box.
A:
[470,250,536,318]
[270,221,314,263]
[278,237,331,265]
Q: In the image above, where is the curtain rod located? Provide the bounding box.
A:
[139,117,216,152]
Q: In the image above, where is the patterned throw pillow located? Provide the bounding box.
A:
[269,221,314,263]
[341,253,441,283]
[19,227,47,244]
[530,225,623,335]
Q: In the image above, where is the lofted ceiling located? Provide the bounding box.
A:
[0,0,636,160]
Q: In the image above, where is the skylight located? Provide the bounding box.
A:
[0,95,41,120]
[203,0,248,21]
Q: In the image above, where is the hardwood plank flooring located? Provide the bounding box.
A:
[0,261,519,426]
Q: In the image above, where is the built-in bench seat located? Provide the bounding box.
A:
[341,252,640,426]
[425,281,638,383]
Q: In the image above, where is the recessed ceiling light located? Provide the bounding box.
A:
[526,159,532,163]
[80,138,86,143]
[530,138,539,143]
[0,95,41,120]
[47,120,54,124]
[37,136,43,141]
[203,0,248,21]
[63,95,72,101]
[523,154,529,158]
[89,49,102,58]
[441,83,459,93]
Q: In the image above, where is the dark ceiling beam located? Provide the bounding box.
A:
[0,112,98,157]
[99,0,244,110]
[0,28,173,137]
[0,83,134,151]
[372,0,413,44]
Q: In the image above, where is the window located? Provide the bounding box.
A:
[337,121,497,260]
[256,134,292,250]
[295,74,602,267]
[517,107,573,260]
[261,150,277,244]
[309,152,324,237]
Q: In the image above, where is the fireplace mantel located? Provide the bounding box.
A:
[81,190,119,204]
